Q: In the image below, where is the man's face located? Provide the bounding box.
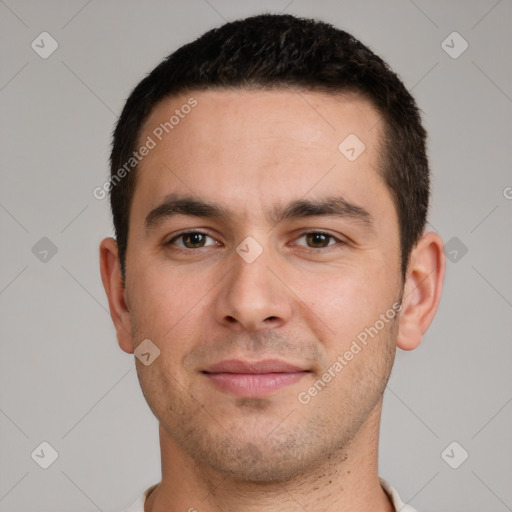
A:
[123,89,403,481]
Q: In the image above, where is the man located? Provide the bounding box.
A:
[100,13,445,512]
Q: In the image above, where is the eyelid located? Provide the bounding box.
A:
[166,229,220,248]
[165,229,347,250]
[291,230,345,247]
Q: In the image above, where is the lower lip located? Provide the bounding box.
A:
[204,372,307,397]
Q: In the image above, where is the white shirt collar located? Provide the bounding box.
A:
[125,479,418,511]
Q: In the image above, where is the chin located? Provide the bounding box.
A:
[183,425,340,484]
[202,442,310,483]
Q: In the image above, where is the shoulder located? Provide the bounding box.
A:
[380,477,419,512]
[122,483,159,512]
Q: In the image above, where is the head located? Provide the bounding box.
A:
[100,14,444,482]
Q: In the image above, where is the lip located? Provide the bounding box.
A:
[202,359,309,397]
[204,359,305,374]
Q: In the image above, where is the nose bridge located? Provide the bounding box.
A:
[215,242,292,330]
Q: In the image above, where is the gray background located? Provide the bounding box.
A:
[1,0,511,511]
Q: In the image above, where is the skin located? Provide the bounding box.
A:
[100,89,445,512]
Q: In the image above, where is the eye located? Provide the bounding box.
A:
[167,231,218,249]
[295,232,341,249]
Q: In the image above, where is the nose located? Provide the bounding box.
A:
[213,245,293,332]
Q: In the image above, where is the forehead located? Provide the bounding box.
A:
[131,88,391,225]
[140,87,382,156]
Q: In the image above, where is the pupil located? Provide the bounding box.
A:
[308,233,327,247]
[186,233,204,247]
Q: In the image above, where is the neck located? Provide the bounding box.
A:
[145,399,394,512]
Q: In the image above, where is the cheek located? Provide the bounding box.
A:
[299,262,398,349]
[131,262,203,320]
[127,263,215,363]
[135,358,199,426]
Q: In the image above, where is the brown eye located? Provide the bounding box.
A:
[182,232,207,248]
[304,233,334,248]
[168,232,217,249]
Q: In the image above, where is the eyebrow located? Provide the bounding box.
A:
[144,194,374,232]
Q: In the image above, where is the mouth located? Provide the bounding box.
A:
[202,359,310,398]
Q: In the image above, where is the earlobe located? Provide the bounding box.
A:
[397,232,445,351]
[99,237,135,354]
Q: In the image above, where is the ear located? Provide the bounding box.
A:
[397,231,445,351]
[99,237,134,354]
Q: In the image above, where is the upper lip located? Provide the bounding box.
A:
[203,359,307,374]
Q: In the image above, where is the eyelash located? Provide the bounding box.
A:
[166,230,345,250]
[166,230,219,249]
